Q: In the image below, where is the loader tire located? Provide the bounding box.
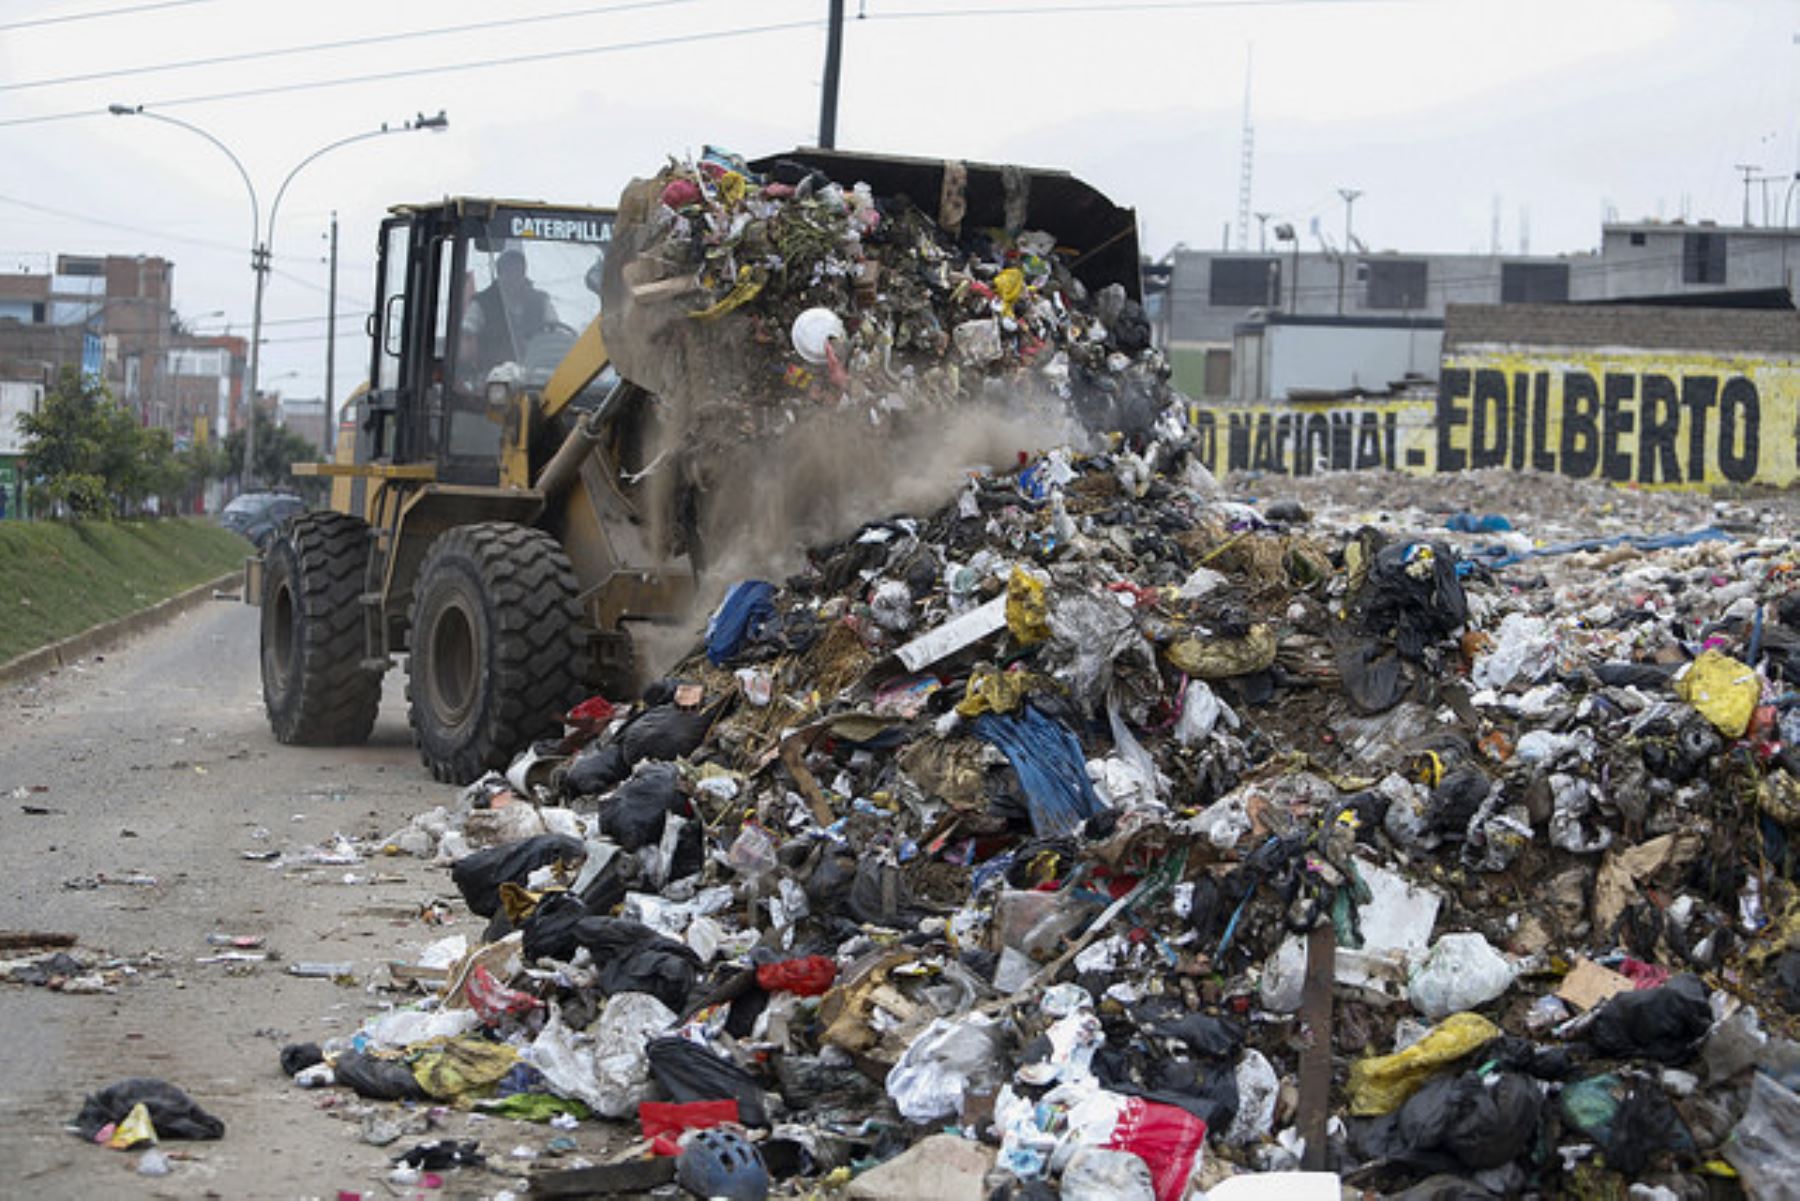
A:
[407,522,587,784]
[261,511,383,745]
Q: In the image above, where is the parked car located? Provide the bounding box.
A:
[218,492,307,549]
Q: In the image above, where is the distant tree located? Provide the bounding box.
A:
[224,405,327,502]
[17,367,126,517]
[16,367,231,518]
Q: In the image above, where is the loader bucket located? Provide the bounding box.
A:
[747,148,1143,302]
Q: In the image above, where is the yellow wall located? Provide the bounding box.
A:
[1188,347,1799,489]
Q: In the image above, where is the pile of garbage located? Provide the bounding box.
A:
[274,148,1800,1198]
[276,436,1800,1198]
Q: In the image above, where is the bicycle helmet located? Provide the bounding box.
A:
[676,1127,769,1201]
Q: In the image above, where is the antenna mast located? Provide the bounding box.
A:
[1235,45,1254,252]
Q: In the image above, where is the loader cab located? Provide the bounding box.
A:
[364,199,615,486]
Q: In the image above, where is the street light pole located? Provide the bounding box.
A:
[108,106,448,492]
[324,210,338,460]
[107,104,260,482]
[1336,188,1361,316]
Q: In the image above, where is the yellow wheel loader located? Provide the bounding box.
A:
[244,149,1142,783]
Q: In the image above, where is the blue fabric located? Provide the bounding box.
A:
[706,580,777,666]
[1445,512,1513,533]
[972,704,1106,839]
[1475,526,1731,569]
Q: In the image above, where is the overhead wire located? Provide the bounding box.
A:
[0,0,704,95]
[0,17,822,127]
[0,0,216,33]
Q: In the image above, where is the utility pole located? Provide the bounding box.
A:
[1336,188,1361,315]
[323,210,338,459]
[1254,211,1272,252]
[819,0,844,149]
[1734,163,1760,226]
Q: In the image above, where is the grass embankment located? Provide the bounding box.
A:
[0,518,250,662]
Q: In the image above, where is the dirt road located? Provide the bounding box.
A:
[0,597,516,1198]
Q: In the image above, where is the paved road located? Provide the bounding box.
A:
[0,597,486,1198]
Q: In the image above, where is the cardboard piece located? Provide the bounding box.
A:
[1556,957,1635,1012]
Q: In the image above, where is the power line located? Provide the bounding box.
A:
[0,18,820,128]
[0,190,248,256]
[0,0,217,33]
[863,0,1418,16]
[0,0,702,96]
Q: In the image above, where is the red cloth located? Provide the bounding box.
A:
[640,1099,739,1143]
[565,695,617,735]
[755,955,837,997]
[466,964,542,1023]
[1620,958,1672,990]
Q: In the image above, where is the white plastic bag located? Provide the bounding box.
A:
[1225,1050,1280,1146]
[885,1015,1003,1122]
[1407,932,1516,1020]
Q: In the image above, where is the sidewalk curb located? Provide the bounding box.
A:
[0,569,244,688]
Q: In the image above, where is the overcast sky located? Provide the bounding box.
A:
[1,0,1796,405]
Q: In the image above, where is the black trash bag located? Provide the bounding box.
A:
[597,942,701,1013]
[1364,1070,1541,1172]
[597,762,688,851]
[569,915,676,963]
[565,741,630,795]
[70,1078,226,1141]
[333,1051,428,1102]
[1427,768,1492,834]
[803,851,856,917]
[451,834,586,918]
[668,815,705,882]
[1090,1041,1239,1129]
[1594,661,1677,689]
[1775,949,1800,1012]
[1603,1087,1690,1174]
[620,703,713,765]
[846,857,926,928]
[520,891,591,962]
[646,1036,769,1127]
[1142,1011,1246,1061]
[578,850,629,915]
[723,985,770,1040]
[1356,538,1469,660]
[1586,973,1711,1063]
[395,1139,486,1169]
[1482,1036,1578,1081]
[570,916,702,1011]
[1338,643,1408,714]
[280,1043,324,1077]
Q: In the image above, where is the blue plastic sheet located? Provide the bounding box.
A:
[972,704,1106,838]
[1474,526,1732,570]
[705,581,777,666]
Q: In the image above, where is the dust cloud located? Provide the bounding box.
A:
[634,389,1088,680]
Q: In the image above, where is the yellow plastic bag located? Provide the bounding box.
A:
[107,1101,158,1149]
[411,1036,519,1100]
[993,267,1025,315]
[1006,566,1050,646]
[1675,650,1760,738]
[1345,1011,1500,1116]
[956,663,1038,717]
[1166,624,1277,679]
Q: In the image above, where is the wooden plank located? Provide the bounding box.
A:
[0,931,77,951]
[780,740,839,828]
[529,1157,675,1198]
[1298,924,1336,1172]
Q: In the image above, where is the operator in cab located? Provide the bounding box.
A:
[461,247,559,379]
